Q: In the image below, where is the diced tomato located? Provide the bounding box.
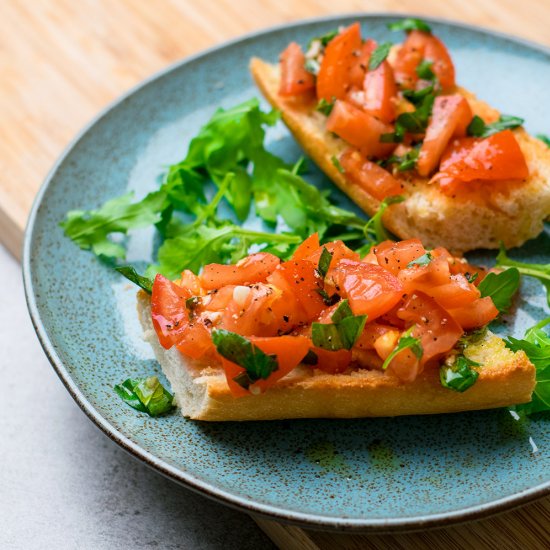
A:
[150,274,192,349]
[392,30,455,92]
[313,347,352,374]
[317,23,363,101]
[179,269,204,295]
[354,322,399,350]
[200,252,280,290]
[278,42,315,96]
[417,94,473,176]
[361,61,397,123]
[176,322,214,360]
[339,149,402,200]
[447,297,499,330]
[373,330,401,361]
[433,130,529,194]
[396,291,463,375]
[203,285,236,311]
[292,232,320,261]
[220,335,312,397]
[267,259,326,322]
[426,274,480,310]
[398,257,451,294]
[348,39,378,88]
[305,239,360,270]
[326,101,395,159]
[332,259,403,320]
[374,238,426,275]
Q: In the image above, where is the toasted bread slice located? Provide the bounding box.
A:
[138,292,535,421]
[250,57,550,253]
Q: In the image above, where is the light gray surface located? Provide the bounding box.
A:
[0,244,275,550]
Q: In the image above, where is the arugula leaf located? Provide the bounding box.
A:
[61,191,167,259]
[467,114,524,138]
[382,326,424,370]
[407,252,433,268]
[316,98,335,116]
[311,299,367,351]
[368,42,393,71]
[440,356,480,392]
[506,317,550,414]
[114,376,174,416]
[115,266,153,293]
[357,195,405,254]
[318,247,333,278]
[496,244,550,308]
[416,60,435,81]
[477,267,520,312]
[536,134,550,147]
[211,329,278,390]
[388,18,432,33]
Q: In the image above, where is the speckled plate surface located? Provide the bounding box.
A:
[24,14,550,532]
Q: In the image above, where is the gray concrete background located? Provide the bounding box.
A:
[0,244,275,550]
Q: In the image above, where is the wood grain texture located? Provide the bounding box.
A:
[2,0,549,547]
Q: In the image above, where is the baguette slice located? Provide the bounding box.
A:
[138,292,535,421]
[250,57,550,253]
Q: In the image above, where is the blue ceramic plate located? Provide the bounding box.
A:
[24,14,550,531]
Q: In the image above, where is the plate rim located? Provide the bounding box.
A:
[23,11,550,532]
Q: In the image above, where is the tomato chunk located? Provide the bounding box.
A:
[291,232,320,261]
[361,60,398,123]
[317,23,363,101]
[151,274,192,349]
[374,238,426,276]
[392,30,455,92]
[447,297,499,330]
[417,94,473,177]
[326,101,395,158]
[433,130,529,194]
[201,253,280,290]
[348,39,378,88]
[339,149,402,200]
[332,259,403,320]
[305,239,360,269]
[313,347,353,374]
[278,42,315,96]
[176,322,214,360]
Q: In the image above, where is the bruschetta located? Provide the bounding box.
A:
[250,22,550,253]
[138,234,535,421]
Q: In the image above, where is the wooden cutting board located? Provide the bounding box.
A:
[3,1,549,547]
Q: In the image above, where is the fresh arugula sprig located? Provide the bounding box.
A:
[368,42,393,71]
[477,267,520,313]
[382,325,423,370]
[388,18,432,33]
[356,196,404,255]
[311,300,367,351]
[211,329,278,390]
[506,317,550,415]
[496,244,550,308]
[467,114,524,138]
[114,376,174,416]
[440,356,480,392]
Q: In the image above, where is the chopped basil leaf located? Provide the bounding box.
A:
[382,91,435,143]
[466,272,479,284]
[536,134,550,147]
[382,326,424,370]
[381,147,420,172]
[477,267,520,313]
[357,195,405,254]
[318,247,333,278]
[506,317,550,414]
[440,356,480,392]
[185,296,201,311]
[387,18,432,33]
[416,60,435,81]
[407,251,433,268]
[114,376,174,416]
[402,85,434,105]
[308,29,338,49]
[467,114,524,138]
[115,266,153,294]
[317,288,340,306]
[316,98,335,116]
[211,329,278,389]
[457,327,488,350]
[311,299,367,351]
[496,244,550,308]
[368,42,393,71]
[331,155,345,173]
